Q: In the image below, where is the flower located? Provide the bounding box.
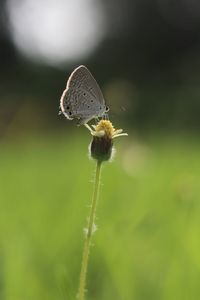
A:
[85,120,128,162]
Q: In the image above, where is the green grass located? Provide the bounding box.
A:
[0,130,200,300]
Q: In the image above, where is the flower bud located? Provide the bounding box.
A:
[85,120,127,162]
[89,135,113,162]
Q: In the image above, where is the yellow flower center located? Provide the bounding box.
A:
[95,120,115,139]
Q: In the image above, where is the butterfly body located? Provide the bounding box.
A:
[60,65,109,125]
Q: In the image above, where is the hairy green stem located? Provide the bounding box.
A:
[78,160,102,300]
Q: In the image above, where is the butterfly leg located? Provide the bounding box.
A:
[94,117,100,125]
[103,112,109,120]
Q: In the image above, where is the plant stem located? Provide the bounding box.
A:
[78,160,102,300]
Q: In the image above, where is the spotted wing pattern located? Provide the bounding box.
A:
[60,65,107,124]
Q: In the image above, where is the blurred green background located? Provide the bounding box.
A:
[0,0,200,299]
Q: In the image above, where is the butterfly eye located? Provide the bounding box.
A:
[105,106,109,112]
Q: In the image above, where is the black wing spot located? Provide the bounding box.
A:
[69,111,72,115]
[66,106,70,110]
[87,105,90,109]
[91,99,94,103]
[83,92,86,96]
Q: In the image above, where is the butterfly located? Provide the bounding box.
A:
[60,65,109,125]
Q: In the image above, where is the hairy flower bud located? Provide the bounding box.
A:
[86,120,128,163]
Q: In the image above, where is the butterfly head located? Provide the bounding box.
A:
[105,106,109,113]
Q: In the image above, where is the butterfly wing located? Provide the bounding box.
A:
[60,65,107,123]
[67,65,105,105]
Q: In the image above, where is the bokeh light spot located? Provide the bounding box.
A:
[6,0,106,66]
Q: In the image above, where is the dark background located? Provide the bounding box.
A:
[1,0,200,137]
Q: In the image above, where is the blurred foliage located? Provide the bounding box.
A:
[0,132,199,299]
